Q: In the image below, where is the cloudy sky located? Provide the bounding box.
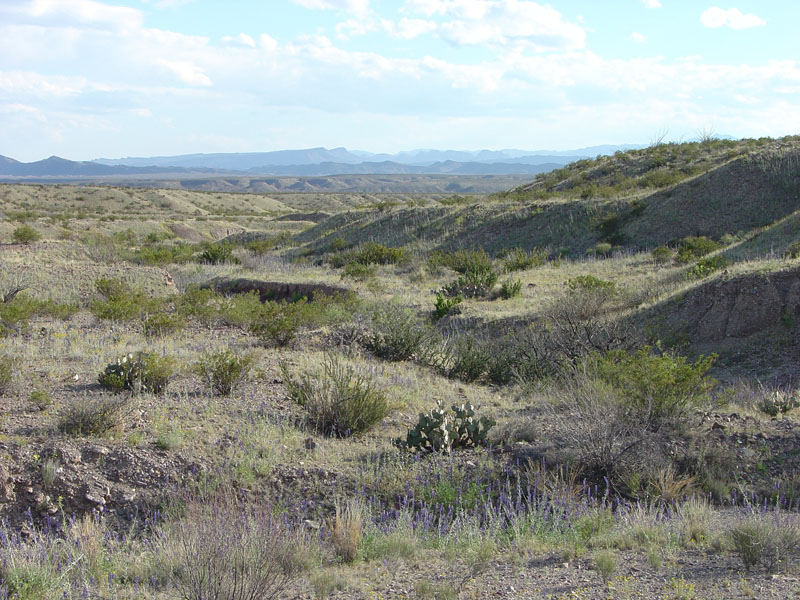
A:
[1,0,799,161]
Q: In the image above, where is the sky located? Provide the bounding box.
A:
[1,0,799,161]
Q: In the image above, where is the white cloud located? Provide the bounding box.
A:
[11,0,144,31]
[403,0,586,52]
[292,0,370,14]
[156,59,212,86]
[222,33,257,48]
[642,0,662,8]
[700,7,766,30]
[630,32,647,43]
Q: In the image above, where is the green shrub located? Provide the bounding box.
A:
[195,349,253,396]
[58,396,132,436]
[282,354,390,438]
[442,269,498,298]
[687,255,728,279]
[651,246,673,265]
[502,247,546,273]
[675,236,721,264]
[365,306,436,361]
[330,242,406,268]
[432,293,462,321]
[499,278,522,299]
[590,243,613,258]
[98,352,176,394]
[341,262,376,280]
[328,237,349,252]
[91,277,162,322]
[429,249,492,275]
[567,275,616,295]
[728,514,800,572]
[0,355,14,395]
[129,242,195,266]
[143,313,186,338]
[177,287,223,324]
[446,337,491,383]
[28,388,51,411]
[396,401,495,452]
[12,225,40,244]
[783,241,800,259]
[249,301,305,347]
[757,391,800,416]
[590,347,716,430]
[198,243,238,265]
[485,331,559,385]
[218,291,265,327]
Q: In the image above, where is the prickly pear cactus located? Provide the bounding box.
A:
[397,400,495,452]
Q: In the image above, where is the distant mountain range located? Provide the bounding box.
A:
[0,145,644,179]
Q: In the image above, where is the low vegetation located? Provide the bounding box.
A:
[3,136,800,598]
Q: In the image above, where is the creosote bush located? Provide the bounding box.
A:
[675,236,721,264]
[161,498,316,600]
[757,390,800,416]
[501,247,546,273]
[0,355,14,395]
[58,396,132,436]
[727,513,800,572]
[194,348,254,396]
[499,278,522,299]
[11,225,40,244]
[281,354,390,438]
[441,269,498,298]
[432,292,462,321]
[197,243,238,265]
[91,277,163,322]
[98,352,176,394]
[365,305,436,362]
[329,241,406,268]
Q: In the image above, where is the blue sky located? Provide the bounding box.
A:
[1,0,799,161]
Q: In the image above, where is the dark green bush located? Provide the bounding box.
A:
[567,275,616,294]
[432,293,462,321]
[91,277,162,322]
[499,278,522,299]
[329,242,406,268]
[58,396,132,436]
[128,243,196,266]
[590,347,716,430]
[198,243,238,265]
[0,355,13,395]
[485,331,559,385]
[143,313,186,338]
[651,246,673,265]
[429,249,493,275]
[341,262,376,280]
[282,354,390,438]
[98,352,176,394]
[502,248,546,273]
[783,241,800,259]
[675,237,721,264]
[757,391,800,416]
[396,401,495,452]
[687,255,728,279]
[365,306,436,361]
[442,270,498,298]
[447,337,491,383]
[194,349,253,396]
[12,225,40,244]
[249,301,305,347]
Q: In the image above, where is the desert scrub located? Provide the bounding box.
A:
[329,241,406,268]
[687,255,728,279]
[197,242,238,265]
[58,396,133,436]
[397,400,495,452]
[91,277,163,322]
[365,305,437,362]
[727,512,800,572]
[675,236,721,264]
[327,499,364,563]
[98,352,176,394]
[194,348,253,396]
[446,336,491,383]
[501,247,546,272]
[142,312,186,338]
[0,355,14,395]
[651,245,673,265]
[429,249,493,275]
[441,269,498,298]
[158,498,317,600]
[432,292,462,321]
[757,390,800,416]
[590,347,716,430]
[28,388,52,411]
[11,224,40,244]
[281,354,390,438]
[499,277,522,299]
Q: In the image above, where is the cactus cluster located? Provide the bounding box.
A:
[99,352,174,394]
[758,390,800,417]
[397,400,495,452]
